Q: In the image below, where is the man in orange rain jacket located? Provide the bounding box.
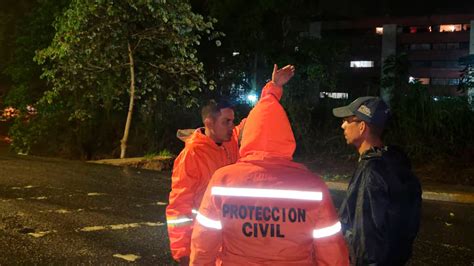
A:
[166,65,296,265]
[190,66,349,265]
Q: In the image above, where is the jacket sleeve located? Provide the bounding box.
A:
[312,184,350,266]
[360,165,390,264]
[260,81,283,101]
[235,118,247,146]
[190,179,222,266]
[166,148,201,261]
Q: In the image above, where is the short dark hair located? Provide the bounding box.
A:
[201,99,233,123]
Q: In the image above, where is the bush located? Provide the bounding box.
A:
[386,83,474,160]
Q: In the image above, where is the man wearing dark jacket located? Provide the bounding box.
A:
[333,97,422,266]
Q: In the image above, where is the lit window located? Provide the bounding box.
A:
[408,77,430,85]
[350,61,374,68]
[418,78,430,85]
[439,24,462,32]
[319,92,349,99]
[375,27,383,35]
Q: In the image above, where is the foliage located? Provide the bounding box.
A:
[0,0,36,85]
[194,0,350,155]
[193,0,320,102]
[386,82,474,160]
[143,149,175,159]
[280,38,349,155]
[2,0,71,108]
[380,53,474,160]
[11,0,215,158]
[381,53,410,106]
[458,55,474,108]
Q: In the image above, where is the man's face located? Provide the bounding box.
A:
[208,108,235,143]
[341,115,363,147]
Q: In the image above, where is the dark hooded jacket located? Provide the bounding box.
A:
[339,146,422,266]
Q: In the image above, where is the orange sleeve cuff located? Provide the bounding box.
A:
[260,81,283,101]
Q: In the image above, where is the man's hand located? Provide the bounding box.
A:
[272,64,295,87]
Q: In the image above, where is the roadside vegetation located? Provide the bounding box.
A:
[0,0,472,185]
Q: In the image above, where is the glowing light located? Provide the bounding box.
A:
[247,94,258,104]
[375,27,383,35]
[320,92,348,99]
[232,51,240,56]
[350,61,374,68]
[440,24,462,32]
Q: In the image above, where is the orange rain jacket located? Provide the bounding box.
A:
[167,86,282,260]
[190,82,349,265]
[166,124,241,260]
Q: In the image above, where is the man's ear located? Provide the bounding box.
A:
[204,117,213,129]
[359,121,367,134]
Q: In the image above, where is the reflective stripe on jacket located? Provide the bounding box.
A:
[166,82,279,260]
[190,82,349,265]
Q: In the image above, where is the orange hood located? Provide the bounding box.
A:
[239,82,296,160]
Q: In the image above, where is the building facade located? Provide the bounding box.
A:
[310,14,474,98]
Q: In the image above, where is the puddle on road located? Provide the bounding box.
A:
[28,230,56,238]
[113,254,141,262]
[87,192,107,196]
[11,186,35,190]
[30,196,47,200]
[39,208,84,214]
[53,209,70,214]
[78,221,165,232]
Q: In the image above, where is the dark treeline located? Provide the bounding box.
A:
[0,0,473,185]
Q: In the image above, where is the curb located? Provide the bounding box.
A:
[87,156,174,171]
[325,181,474,204]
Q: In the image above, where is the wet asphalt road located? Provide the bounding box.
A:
[0,152,473,265]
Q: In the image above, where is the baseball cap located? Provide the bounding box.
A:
[332,96,390,128]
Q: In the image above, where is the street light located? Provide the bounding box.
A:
[247,93,258,105]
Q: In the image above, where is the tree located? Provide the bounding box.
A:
[33,0,215,158]
[380,53,410,107]
[459,54,474,110]
[193,0,349,154]
[194,0,321,100]
[0,0,36,100]
[2,0,71,108]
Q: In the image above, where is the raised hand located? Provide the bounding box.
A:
[271,64,295,87]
